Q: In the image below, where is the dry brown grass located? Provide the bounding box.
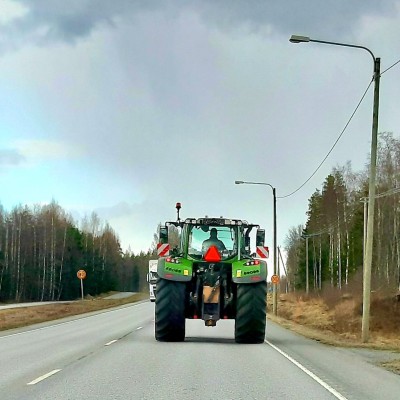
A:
[269,290,400,351]
[380,359,400,374]
[0,292,148,332]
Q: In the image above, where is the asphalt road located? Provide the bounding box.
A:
[1,302,400,400]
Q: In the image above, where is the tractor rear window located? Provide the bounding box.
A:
[187,225,237,260]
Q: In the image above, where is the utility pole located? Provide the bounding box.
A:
[302,230,329,294]
[272,187,278,315]
[235,180,278,315]
[361,197,367,266]
[362,57,380,342]
[289,34,380,342]
[305,236,309,294]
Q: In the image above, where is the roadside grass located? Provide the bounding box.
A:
[0,292,148,332]
[268,289,400,374]
[380,359,400,374]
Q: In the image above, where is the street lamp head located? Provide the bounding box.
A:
[235,180,244,184]
[289,35,310,43]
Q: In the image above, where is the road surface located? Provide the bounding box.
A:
[1,301,400,399]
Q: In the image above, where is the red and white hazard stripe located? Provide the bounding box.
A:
[157,243,170,257]
[256,246,269,259]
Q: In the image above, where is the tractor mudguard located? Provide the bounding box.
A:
[157,257,193,282]
[231,259,267,284]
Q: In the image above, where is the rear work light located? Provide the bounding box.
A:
[244,260,260,266]
[166,257,180,264]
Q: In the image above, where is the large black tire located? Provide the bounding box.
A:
[235,282,267,344]
[155,279,186,342]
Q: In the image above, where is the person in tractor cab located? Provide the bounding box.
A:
[202,228,226,253]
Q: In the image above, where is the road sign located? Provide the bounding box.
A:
[77,270,86,300]
[256,246,269,258]
[77,270,86,279]
[271,274,280,284]
[157,243,170,256]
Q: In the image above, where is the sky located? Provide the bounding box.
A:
[0,0,399,261]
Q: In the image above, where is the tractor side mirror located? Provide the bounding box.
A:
[170,246,179,257]
[244,236,251,254]
[256,229,265,246]
[159,225,169,244]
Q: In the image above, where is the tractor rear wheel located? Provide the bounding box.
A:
[155,279,186,342]
[235,282,267,343]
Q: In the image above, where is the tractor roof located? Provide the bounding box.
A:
[166,217,259,228]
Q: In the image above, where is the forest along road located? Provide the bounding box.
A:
[1,302,400,400]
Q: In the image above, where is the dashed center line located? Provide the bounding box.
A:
[136,326,143,330]
[104,339,118,346]
[265,339,348,400]
[27,369,61,385]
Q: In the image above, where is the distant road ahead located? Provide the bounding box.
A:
[0,301,72,310]
[1,301,400,399]
[0,292,136,310]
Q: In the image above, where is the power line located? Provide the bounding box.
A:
[302,221,340,238]
[361,186,400,201]
[375,187,400,199]
[381,58,400,75]
[278,78,374,199]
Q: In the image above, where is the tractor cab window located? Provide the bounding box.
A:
[187,225,237,260]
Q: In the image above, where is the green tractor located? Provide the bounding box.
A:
[155,203,268,343]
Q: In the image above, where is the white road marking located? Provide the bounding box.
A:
[27,369,61,385]
[136,326,143,330]
[104,340,117,346]
[265,339,348,400]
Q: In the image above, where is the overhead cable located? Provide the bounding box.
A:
[278,78,374,199]
[361,186,400,202]
[381,58,400,75]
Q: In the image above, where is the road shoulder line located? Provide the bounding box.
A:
[265,339,348,400]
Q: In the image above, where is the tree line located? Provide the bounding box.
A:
[0,201,158,302]
[285,132,400,293]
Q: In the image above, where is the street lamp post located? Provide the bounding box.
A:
[235,180,278,315]
[290,34,380,342]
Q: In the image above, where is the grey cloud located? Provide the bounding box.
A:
[1,0,157,48]
[1,0,398,48]
[0,149,26,166]
[193,0,399,38]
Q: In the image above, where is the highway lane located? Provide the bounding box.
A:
[1,301,400,399]
[0,302,152,394]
